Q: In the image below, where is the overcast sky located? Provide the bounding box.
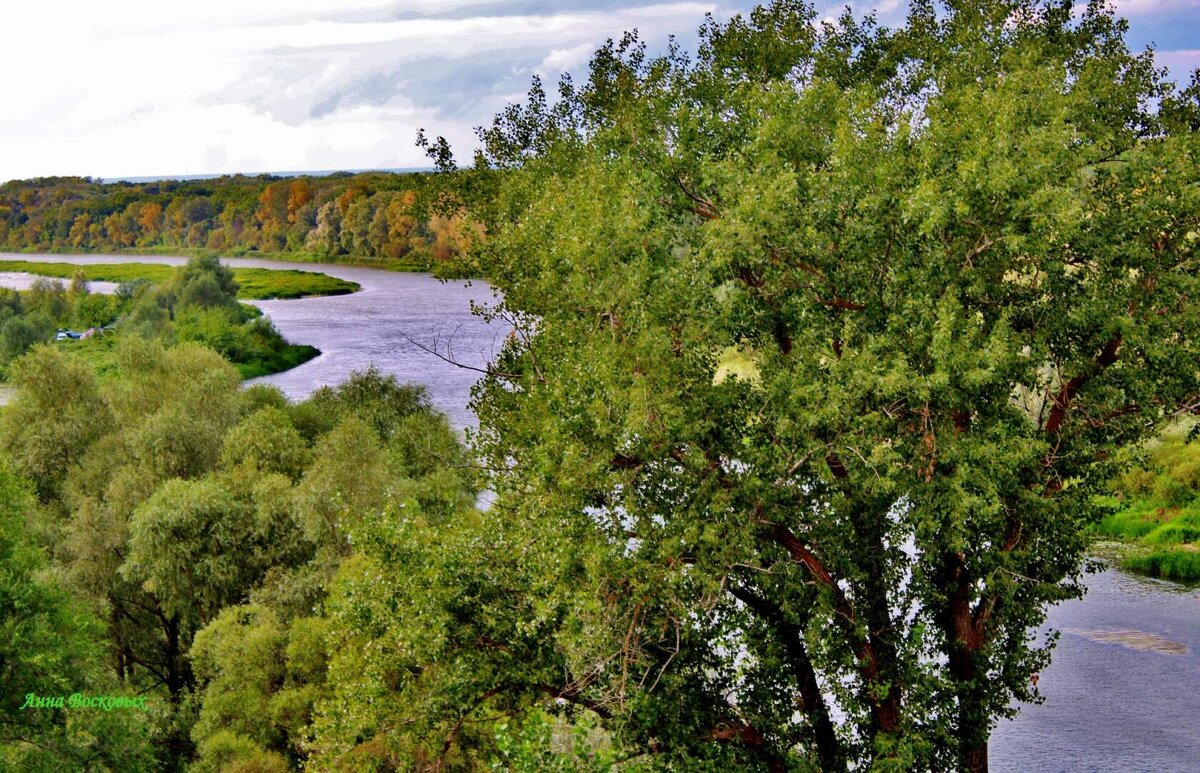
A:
[1,1,1196,182]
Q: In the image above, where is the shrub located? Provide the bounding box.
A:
[1154,475,1194,508]
[1123,549,1200,582]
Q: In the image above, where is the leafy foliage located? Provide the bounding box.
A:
[1,3,1198,772]
[0,255,322,381]
[0,339,481,770]
[0,460,154,771]
[415,1,1200,769]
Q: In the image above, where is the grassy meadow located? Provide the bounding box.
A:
[1096,422,1200,581]
[0,259,359,299]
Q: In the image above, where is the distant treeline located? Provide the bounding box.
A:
[0,173,480,267]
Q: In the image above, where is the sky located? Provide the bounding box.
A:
[1,1,1197,182]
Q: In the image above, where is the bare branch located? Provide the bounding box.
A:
[398,330,526,381]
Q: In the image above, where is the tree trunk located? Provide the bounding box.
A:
[963,741,988,773]
[940,551,991,773]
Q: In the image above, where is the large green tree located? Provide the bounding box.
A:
[416,1,1200,770]
[0,461,153,771]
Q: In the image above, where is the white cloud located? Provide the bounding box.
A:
[538,43,599,77]
[1110,0,1200,17]
[0,1,717,180]
[1157,49,1200,81]
[0,1,1195,181]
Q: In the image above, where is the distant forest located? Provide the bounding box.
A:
[0,173,479,268]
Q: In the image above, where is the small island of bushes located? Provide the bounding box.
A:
[0,255,324,381]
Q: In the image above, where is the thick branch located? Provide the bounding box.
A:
[687,205,721,221]
[728,583,843,770]
[609,453,643,470]
[1170,393,1200,418]
[820,296,867,311]
[759,517,897,734]
[438,686,507,767]
[762,520,837,589]
[673,172,721,221]
[825,453,850,481]
[1043,334,1122,434]
[707,717,785,773]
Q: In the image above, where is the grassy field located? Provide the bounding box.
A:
[52,334,121,379]
[5,244,431,273]
[234,344,320,379]
[0,260,360,299]
[54,333,319,382]
[1094,422,1200,582]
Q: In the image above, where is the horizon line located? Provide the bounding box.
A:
[1,166,439,186]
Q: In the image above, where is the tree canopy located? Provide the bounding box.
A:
[0,172,477,269]
[409,1,1200,769]
[1,2,1197,771]
[2,343,483,770]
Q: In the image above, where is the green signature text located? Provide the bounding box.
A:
[19,693,148,711]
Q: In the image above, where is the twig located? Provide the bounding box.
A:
[398,330,522,380]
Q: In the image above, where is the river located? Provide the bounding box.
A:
[0,253,503,430]
[990,567,1199,771]
[2,252,1197,770]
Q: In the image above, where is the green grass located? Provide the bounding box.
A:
[0,260,177,283]
[1123,549,1200,581]
[1141,512,1200,546]
[0,260,359,299]
[54,335,320,382]
[1093,500,1184,541]
[234,344,320,379]
[53,334,121,379]
[226,268,358,299]
[1095,421,1200,582]
[232,252,429,273]
[1096,502,1200,582]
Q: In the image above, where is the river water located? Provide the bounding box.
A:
[0,253,504,430]
[990,567,1199,771]
[2,252,1197,770]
